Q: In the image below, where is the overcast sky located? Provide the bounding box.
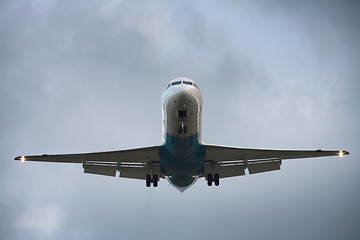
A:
[1,0,359,239]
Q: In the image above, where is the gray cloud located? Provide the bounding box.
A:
[1,0,359,239]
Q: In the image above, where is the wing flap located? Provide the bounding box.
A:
[248,161,281,174]
[84,165,117,177]
[216,165,245,178]
[120,167,149,180]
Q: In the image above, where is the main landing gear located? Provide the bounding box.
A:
[146,174,159,187]
[207,173,219,186]
[178,124,187,134]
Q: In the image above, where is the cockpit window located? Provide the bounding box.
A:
[183,81,193,85]
[172,81,181,86]
[166,80,198,90]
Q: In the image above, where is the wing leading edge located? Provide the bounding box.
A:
[15,146,161,179]
[15,145,349,181]
[203,145,349,179]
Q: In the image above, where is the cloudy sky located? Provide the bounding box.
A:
[1,0,359,239]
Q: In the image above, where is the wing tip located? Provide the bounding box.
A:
[14,156,26,162]
[339,150,350,157]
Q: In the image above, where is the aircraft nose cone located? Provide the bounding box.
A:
[173,91,194,107]
[176,91,188,102]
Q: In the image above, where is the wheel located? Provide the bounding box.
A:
[153,174,158,187]
[146,174,151,187]
[214,173,219,186]
[207,174,213,186]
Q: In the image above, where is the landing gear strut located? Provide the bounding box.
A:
[207,173,219,186]
[146,174,159,187]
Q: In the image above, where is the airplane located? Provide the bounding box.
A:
[15,77,349,192]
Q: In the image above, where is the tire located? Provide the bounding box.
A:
[214,173,219,186]
[207,174,213,186]
[146,174,151,187]
[153,175,158,187]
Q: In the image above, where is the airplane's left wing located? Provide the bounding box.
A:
[15,146,161,179]
[203,145,349,179]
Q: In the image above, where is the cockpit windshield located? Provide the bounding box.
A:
[166,80,199,90]
[183,81,192,85]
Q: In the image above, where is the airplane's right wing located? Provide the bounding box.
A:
[203,145,349,179]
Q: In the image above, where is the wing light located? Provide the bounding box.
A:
[20,156,25,162]
[339,151,344,157]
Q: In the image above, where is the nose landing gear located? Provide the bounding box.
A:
[178,124,187,134]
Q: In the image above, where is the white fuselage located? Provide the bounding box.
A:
[159,77,205,191]
[161,77,203,143]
